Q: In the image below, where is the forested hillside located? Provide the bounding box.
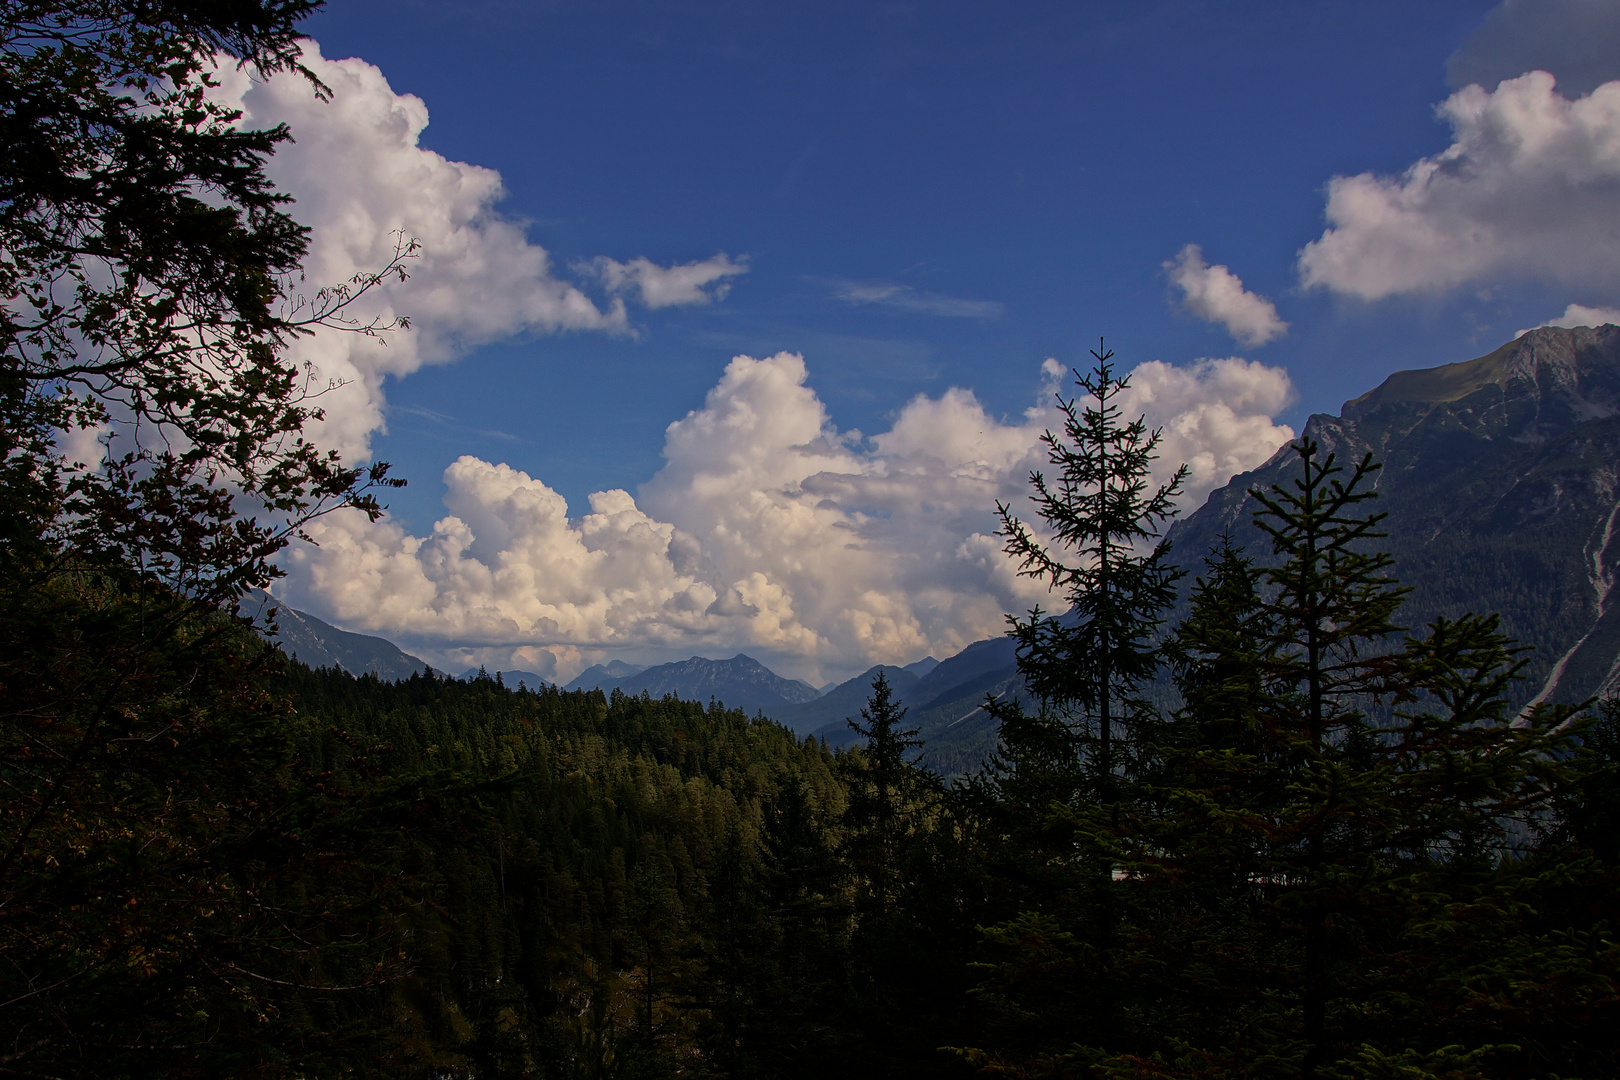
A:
[270,666,985,1079]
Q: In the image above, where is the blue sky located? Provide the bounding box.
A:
[299,0,1504,518]
[252,0,1620,680]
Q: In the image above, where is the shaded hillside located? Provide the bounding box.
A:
[774,665,921,735]
[1168,324,1620,707]
[272,664,867,1077]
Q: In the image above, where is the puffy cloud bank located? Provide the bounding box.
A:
[1165,244,1288,346]
[280,354,1295,680]
[1518,302,1620,337]
[210,42,739,462]
[1299,71,1620,301]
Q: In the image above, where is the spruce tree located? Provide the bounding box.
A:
[1248,438,1407,1076]
[960,436,1610,1079]
[959,344,1187,1069]
[843,670,925,916]
[841,670,959,1078]
[992,344,1186,816]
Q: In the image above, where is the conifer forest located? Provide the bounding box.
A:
[1,3,1617,1078]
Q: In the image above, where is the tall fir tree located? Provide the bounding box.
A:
[959,345,1186,1071]
[843,670,926,917]
[990,344,1186,821]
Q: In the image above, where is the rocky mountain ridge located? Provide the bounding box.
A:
[1169,324,1620,707]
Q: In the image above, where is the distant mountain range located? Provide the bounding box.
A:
[561,660,646,691]
[247,325,1620,770]
[565,654,821,715]
[763,638,1022,774]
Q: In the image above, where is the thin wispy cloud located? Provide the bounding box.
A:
[391,403,457,425]
[827,279,1004,319]
[388,403,521,444]
[589,253,749,308]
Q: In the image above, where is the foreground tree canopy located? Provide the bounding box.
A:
[0,3,1616,1077]
[0,2,411,1074]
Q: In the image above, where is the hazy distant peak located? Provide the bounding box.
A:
[903,656,941,677]
[244,591,438,681]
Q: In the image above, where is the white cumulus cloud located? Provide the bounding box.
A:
[279,354,1295,682]
[1116,357,1297,502]
[208,42,742,462]
[591,253,749,307]
[1165,245,1288,346]
[1299,71,1620,301]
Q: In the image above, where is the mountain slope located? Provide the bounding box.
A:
[790,638,1023,776]
[246,593,437,681]
[1168,324,1620,707]
[773,665,921,736]
[562,660,645,692]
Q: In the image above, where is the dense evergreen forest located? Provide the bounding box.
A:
[267,666,981,1078]
[2,3,1618,1078]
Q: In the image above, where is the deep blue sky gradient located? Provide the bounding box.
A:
[300,0,1525,531]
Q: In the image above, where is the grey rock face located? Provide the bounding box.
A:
[1169,324,1620,707]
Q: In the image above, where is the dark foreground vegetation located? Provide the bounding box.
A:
[1,2,1617,1077]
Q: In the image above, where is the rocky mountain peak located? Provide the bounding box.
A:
[1340,324,1620,438]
